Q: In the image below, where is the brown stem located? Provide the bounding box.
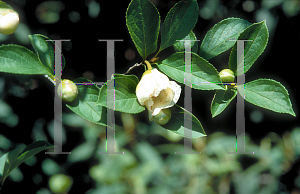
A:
[123,62,143,75]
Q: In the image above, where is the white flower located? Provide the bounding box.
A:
[0,4,19,35]
[136,68,181,121]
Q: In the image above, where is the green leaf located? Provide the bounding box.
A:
[228,20,269,76]
[126,0,160,59]
[199,18,252,60]
[173,31,198,53]
[11,141,54,172]
[0,141,54,189]
[158,105,206,138]
[157,52,225,90]
[160,0,199,51]
[66,77,107,126]
[0,153,8,187]
[28,34,66,75]
[0,45,52,75]
[96,74,145,114]
[0,146,24,189]
[237,79,296,116]
[211,87,237,117]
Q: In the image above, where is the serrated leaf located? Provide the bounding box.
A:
[0,141,54,189]
[157,52,225,90]
[160,0,199,51]
[158,104,206,138]
[126,0,160,59]
[28,34,66,74]
[199,18,252,60]
[66,77,107,126]
[228,20,269,76]
[173,31,198,53]
[96,74,145,114]
[0,45,52,75]
[237,79,295,116]
[211,87,237,117]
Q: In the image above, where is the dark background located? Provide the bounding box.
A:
[0,0,299,193]
[9,0,296,141]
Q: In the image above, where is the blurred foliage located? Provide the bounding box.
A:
[0,0,299,193]
[2,112,299,193]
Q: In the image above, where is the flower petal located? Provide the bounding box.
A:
[135,68,182,121]
[170,81,181,104]
[150,69,171,97]
[136,71,155,105]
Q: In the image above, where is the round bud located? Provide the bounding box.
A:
[49,174,73,194]
[57,79,78,102]
[219,69,235,83]
[0,3,19,35]
[153,108,171,125]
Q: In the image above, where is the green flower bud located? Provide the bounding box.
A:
[219,69,235,83]
[57,79,78,102]
[0,2,19,35]
[49,174,73,194]
[153,108,171,125]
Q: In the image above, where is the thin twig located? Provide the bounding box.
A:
[45,75,56,86]
[123,62,143,75]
